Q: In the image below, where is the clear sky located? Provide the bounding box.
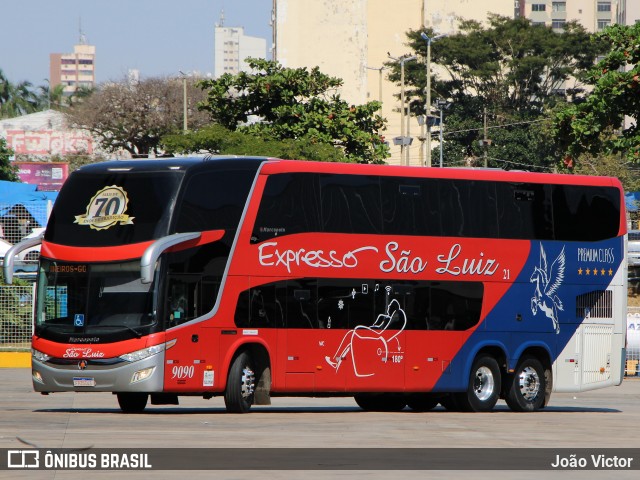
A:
[0,0,272,87]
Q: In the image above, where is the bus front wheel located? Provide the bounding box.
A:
[224,351,256,413]
[455,354,501,412]
[116,392,148,413]
[505,356,546,412]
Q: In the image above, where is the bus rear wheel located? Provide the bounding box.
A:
[505,356,546,412]
[224,351,256,413]
[454,354,501,412]
[354,393,406,412]
[117,392,148,413]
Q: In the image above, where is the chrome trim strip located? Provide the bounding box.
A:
[3,232,44,284]
[140,232,201,283]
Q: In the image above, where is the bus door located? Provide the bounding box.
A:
[162,275,212,392]
[283,279,326,391]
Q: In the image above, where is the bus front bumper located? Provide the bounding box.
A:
[31,352,165,393]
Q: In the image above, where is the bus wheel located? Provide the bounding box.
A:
[354,393,406,412]
[505,356,546,412]
[406,393,439,412]
[455,355,501,412]
[117,393,148,413]
[224,351,256,413]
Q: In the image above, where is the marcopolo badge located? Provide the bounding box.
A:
[74,185,135,230]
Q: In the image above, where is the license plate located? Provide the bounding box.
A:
[73,377,96,387]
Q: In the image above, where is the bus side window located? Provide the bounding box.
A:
[167,278,196,327]
[286,280,318,329]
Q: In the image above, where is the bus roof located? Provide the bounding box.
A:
[260,159,622,189]
[74,156,621,190]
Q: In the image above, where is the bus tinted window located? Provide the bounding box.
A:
[439,180,499,238]
[496,183,554,240]
[381,178,440,236]
[320,175,383,234]
[46,172,182,246]
[552,185,620,241]
[253,173,620,242]
[234,278,483,332]
[251,173,321,243]
[176,170,256,233]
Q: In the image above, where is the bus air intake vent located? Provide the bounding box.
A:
[575,290,613,319]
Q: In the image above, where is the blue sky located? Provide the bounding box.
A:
[0,0,272,87]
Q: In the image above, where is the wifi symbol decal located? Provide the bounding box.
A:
[385,286,392,295]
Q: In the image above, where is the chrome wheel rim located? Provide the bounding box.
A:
[517,366,541,401]
[240,366,256,400]
[473,366,495,401]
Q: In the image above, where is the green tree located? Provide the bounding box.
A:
[194,58,389,163]
[0,137,18,181]
[391,16,601,169]
[0,69,39,118]
[163,124,345,162]
[553,23,640,165]
[67,76,208,157]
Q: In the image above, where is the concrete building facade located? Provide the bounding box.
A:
[274,0,631,165]
[49,42,96,96]
[214,12,268,77]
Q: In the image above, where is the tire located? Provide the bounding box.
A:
[454,354,501,412]
[224,351,256,413]
[117,392,148,413]
[354,393,406,412]
[505,356,546,412]
[406,393,439,412]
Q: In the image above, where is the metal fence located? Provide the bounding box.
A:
[0,283,35,351]
[626,307,640,376]
[0,199,48,351]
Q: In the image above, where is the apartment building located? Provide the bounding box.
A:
[273,0,630,165]
[214,12,267,77]
[49,41,96,96]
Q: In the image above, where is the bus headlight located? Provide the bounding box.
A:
[32,349,51,362]
[118,339,176,363]
[131,367,155,384]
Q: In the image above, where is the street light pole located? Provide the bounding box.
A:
[420,32,446,167]
[389,54,416,166]
[179,71,188,132]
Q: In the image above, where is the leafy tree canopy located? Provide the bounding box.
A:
[388,15,602,170]
[194,58,389,163]
[67,76,209,158]
[162,124,345,162]
[553,23,640,164]
[0,137,18,181]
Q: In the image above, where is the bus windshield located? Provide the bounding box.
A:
[36,259,157,341]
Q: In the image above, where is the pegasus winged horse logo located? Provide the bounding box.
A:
[530,244,565,334]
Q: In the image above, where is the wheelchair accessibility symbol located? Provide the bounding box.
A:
[74,314,85,327]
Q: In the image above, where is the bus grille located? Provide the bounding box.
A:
[575,290,613,319]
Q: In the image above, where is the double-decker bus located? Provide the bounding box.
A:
[4,157,627,413]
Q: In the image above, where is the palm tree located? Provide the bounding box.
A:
[37,82,66,110]
[0,69,39,118]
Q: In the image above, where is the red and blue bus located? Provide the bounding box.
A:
[4,157,627,413]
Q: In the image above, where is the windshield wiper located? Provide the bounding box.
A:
[93,324,144,338]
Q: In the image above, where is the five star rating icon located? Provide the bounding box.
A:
[577,267,614,276]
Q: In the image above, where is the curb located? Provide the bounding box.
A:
[0,352,31,368]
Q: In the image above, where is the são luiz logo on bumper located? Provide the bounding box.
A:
[74,185,134,230]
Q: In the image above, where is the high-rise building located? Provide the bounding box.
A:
[50,32,96,96]
[274,0,629,165]
[518,0,624,32]
[214,10,267,77]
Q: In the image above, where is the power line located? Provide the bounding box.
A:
[443,118,546,136]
